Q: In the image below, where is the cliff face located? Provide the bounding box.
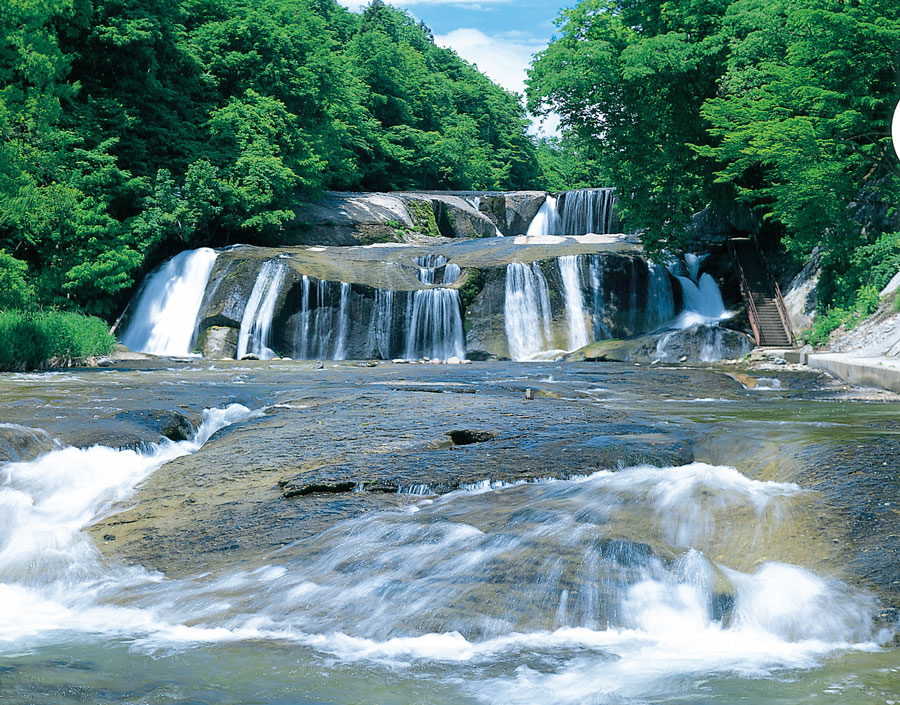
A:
[286,191,548,245]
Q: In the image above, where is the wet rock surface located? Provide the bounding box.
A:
[0,359,897,619]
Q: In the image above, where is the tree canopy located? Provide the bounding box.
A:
[0,0,539,317]
[528,0,900,313]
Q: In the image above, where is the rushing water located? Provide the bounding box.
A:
[504,262,554,360]
[0,362,896,704]
[237,259,291,360]
[120,248,218,356]
[526,189,618,237]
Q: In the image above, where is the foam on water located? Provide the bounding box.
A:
[0,438,889,704]
[0,404,257,646]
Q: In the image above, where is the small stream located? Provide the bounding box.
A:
[0,362,897,704]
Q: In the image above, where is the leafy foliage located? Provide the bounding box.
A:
[0,0,539,318]
[528,0,900,321]
[0,310,115,370]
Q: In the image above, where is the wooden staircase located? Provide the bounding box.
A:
[729,238,794,347]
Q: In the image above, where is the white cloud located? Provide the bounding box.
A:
[434,27,542,95]
[434,28,559,136]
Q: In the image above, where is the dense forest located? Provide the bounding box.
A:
[0,0,539,317]
[528,0,900,339]
[2,0,900,349]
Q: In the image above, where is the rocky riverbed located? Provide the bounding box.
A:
[0,359,896,620]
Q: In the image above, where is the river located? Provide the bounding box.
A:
[0,360,897,704]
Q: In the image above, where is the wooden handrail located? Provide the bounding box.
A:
[729,239,762,345]
[752,240,795,346]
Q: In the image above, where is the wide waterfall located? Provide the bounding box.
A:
[285,276,464,361]
[120,248,218,355]
[502,254,679,361]
[526,188,618,236]
[237,259,290,360]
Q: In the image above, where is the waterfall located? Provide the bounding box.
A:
[404,288,465,361]
[333,282,351,361]
[294,275,348,360]
[558,255,590,351]
[414,255,461,286]
[504,262,554,361]
[443,263,461,285]
[587,256,612,340]
[526,189,617,236]
[674,273,729,327]
[415,255,447,285]
[236,260,290,360]
[685,253,705,282]
[557,188,617,235]
[525,196,560,236]
[365,289,395,360]
[120,248,218,356]
[646,263,677,329]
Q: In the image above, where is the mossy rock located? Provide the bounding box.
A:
[408,201,442,237]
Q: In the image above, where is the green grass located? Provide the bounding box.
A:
[0,310,116,371]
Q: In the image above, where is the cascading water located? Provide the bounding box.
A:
[364,289,395,360]
[333,282,351,361]
[415,254,447,285]
[504,262,554,361]
[414,254,461,286]
[645,262,677,329]
[293,275,350,360]
[558,255,590,351]
[556,188,617,235]
[0,440,886,705]
[237,259,290,360]
[120,248,218,356]
[0,404,256,644]
[526,189,617,236]
[525,195,560,236]
[404,288,466,360]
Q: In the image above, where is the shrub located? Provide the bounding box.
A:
[802,285,883,348]
[0,250,36,310]
[0,311,115,371]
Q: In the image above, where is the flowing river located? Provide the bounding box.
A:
[0,360,897,704]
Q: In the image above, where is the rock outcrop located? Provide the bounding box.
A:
[286,191,547,246]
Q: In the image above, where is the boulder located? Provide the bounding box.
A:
[0,423,57,463]
[570,325,754,363]
[196,326,239,359]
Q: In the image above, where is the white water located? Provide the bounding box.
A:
[526,190,617,236]
[504,262,554,360]
[334,282,351,360]
[526,195,559,236]
[404,288,466,360]
[0,450,884,705]
[558,255,590,351]
[293,276,353,360]
[120,248,218,356]
[365,289,395,359]
[646,262,677,329]
[443,262,462,285]
[675,272,730,325]
[0,404,256,646]
[236,259,290,360]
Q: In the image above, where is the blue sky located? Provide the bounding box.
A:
[336,0,570,134]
